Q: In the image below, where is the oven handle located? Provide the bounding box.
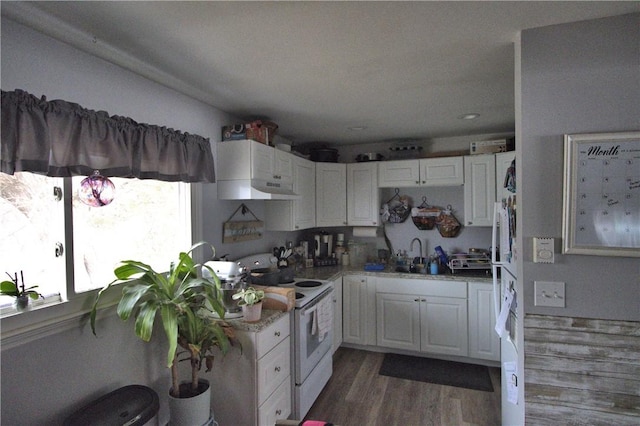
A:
[300,287,333,316]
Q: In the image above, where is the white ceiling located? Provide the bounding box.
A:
[3,1,638,146]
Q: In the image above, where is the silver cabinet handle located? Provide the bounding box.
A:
[55,242,64,257]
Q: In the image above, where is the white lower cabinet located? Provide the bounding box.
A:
[376,293,421,351]
[210,313,291,426]
[468,281,500,361]
[342,275,376,346]
[376,278,468,357]
[343,276,498,363]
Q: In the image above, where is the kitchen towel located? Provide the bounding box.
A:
[316,294,332,342]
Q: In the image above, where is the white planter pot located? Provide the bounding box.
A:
[168,379,211,426]
[242,301,263,322]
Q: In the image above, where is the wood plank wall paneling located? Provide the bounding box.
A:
[524,314,640,425]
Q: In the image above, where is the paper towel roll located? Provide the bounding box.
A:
[352,227,378,237]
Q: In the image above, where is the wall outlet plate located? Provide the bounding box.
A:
[533,237,554,263]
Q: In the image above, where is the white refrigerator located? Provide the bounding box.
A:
[492,198,525,425]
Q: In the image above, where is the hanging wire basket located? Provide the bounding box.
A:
[411,197,440,230]
[435,204,462,237]
[380,189,412,224]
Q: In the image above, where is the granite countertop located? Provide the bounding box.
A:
[291,264,493,283]
[224,309,290,333]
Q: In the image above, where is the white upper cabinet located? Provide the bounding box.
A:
[217,140,297,200]
[378,157,463,188]
[420,157,464,186]
[378,160,420,187]
[316,162,347,227]
[347,162,379,226]
[265,156,316,231]
[274,148,294,184]
[463,154,496,226]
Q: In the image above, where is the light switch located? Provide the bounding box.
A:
[534,281,565,307]
[533,237,554,263]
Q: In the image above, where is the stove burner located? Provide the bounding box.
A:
[295,292,305,300]
[295,280,322,288]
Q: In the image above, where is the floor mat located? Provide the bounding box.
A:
[378,353,494,392]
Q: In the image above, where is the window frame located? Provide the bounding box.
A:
[0,179,202,350]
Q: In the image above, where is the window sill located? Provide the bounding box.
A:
[0,288,120,351]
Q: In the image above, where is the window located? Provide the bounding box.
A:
[0,171,191,315]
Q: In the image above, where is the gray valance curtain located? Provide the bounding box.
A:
[1,89,215,182]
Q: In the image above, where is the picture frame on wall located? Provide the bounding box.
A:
[562,131,640,257]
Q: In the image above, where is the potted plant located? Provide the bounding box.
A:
[90,241,236,425]
[232,286,265,322]
[1,271,42,311]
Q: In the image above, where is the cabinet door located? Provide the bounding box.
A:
[252,141,276,181]
[468,282,500,361]
[347,163,379,226]
[464,154,496,226]
[332,277,343,354]
[376,293,421,351]
[420,296,468,356]
[292,157,316,229]
[378,160,420,187]
[274,149,294,184]
[420,156,464,186]
[316,163,347,227]
[495,152,515,203]
[342,275,368,345]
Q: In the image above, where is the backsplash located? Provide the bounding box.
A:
[344,186,493,263]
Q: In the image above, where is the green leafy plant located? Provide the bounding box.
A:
[90,241,236,398]
[1,271,43,301]
[232,286,265,306]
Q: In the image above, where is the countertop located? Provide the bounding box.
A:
[226,264,492,330]
[224,309,290,333]
[291,264,493,283]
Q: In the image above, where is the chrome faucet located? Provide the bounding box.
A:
[410,237,423,259]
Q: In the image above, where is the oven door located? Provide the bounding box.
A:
[294,287,334,384]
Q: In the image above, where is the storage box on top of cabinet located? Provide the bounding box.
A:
[469,138,514,155]
[222,120,278,145]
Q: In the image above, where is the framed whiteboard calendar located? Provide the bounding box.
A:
[562,131,640,257]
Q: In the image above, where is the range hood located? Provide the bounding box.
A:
[217,179,300,200]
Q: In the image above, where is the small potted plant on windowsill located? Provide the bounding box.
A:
[1,271,43,311]
[232,286,265,322]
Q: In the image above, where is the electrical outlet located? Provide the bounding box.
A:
[534,281,565,307]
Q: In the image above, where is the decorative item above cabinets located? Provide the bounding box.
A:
[378,157,464,188]
[217,139,299,200]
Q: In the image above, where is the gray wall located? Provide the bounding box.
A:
[0,17,288,425]
[520,13,640,321]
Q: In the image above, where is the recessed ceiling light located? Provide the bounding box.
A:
[348,126,367,131]
[459,113,480,120]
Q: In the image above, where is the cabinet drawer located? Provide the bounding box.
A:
[258,336,291,404]
[258,376,291,426]
[376,277,467,298]
[256,314,290,358]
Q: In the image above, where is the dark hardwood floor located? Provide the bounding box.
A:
[305,347,501,426]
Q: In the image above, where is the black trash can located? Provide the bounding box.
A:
[64,385,159,426]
